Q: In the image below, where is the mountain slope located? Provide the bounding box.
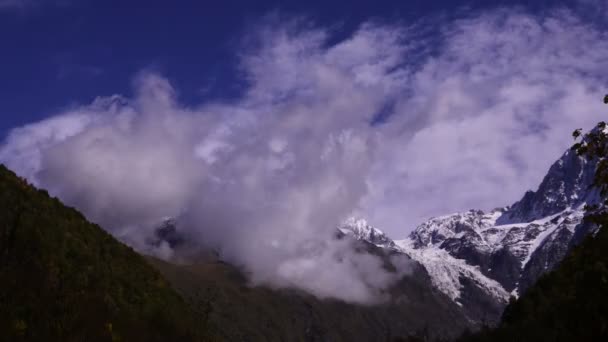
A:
[0,165,209,341]
[457,223,608,341]
[399,206,587,297]
[0,163,482,341]
[339,219,507,324]
[406,146,599,299]
[496,148,597,225]
[149,238,474,341]
[457,107,608,341]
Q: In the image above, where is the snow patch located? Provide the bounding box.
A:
[395,239,510,302]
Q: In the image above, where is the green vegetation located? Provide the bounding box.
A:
[0,166,209,341]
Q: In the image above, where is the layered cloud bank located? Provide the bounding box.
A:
[2,7,608,303]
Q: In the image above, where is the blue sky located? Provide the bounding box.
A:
[1,0,608,302]
[2,0,607,230]
[1,0,601,136]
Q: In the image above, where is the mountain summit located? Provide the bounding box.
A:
[342,143,600,314]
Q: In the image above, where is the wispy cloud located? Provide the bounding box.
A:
[363,8,608,233]
[1,6,607,303]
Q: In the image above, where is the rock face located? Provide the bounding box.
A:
[496,149,598,225]
[342,145,601,321]
[400,208,587,298]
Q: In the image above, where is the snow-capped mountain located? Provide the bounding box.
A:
[497,147,598,225]
[148,139,601,322]
[342,146,601,309]
[398,207,586,300]
[338,217,396,249]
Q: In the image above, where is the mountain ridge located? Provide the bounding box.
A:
[342,142,600,314]
[0,163,479,341]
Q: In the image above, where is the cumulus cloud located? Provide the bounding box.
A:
[1,7,607,303]
[0,21,410,303]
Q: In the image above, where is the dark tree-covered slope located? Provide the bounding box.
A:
[148,240,473,342]
[0,165,209,342]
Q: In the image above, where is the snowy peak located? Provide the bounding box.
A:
[340,217,510,321]
[341,215,512,307]
[409,207,584,267]
[344,208,589,313]
[340,208,588,317]
[395,239,510,304]
[334,137,604,321]
[400,143,600,296]
[497,148,597,225]
[339,217,395,249]
[409,209,505,250]
[343,142,601,310]
[405,204,587,291]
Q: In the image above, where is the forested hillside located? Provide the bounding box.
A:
[0,165,209,341]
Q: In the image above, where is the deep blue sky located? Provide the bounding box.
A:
[2,0,608,239]
[0,0,597,137]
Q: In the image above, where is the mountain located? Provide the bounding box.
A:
[1,136,600,341]
[454,123,608,342]
[342,146,601,321]
[0,165,210,341]
[340,218,508,324]
[456,223,608,341]
[150,234,475,341]
[338,217,396,249]
[143,137,602,336]
[0,163,477,341]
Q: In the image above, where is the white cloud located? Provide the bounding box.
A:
[0,22,410,304]
[362,9,608,234]
[1,7,607,302]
